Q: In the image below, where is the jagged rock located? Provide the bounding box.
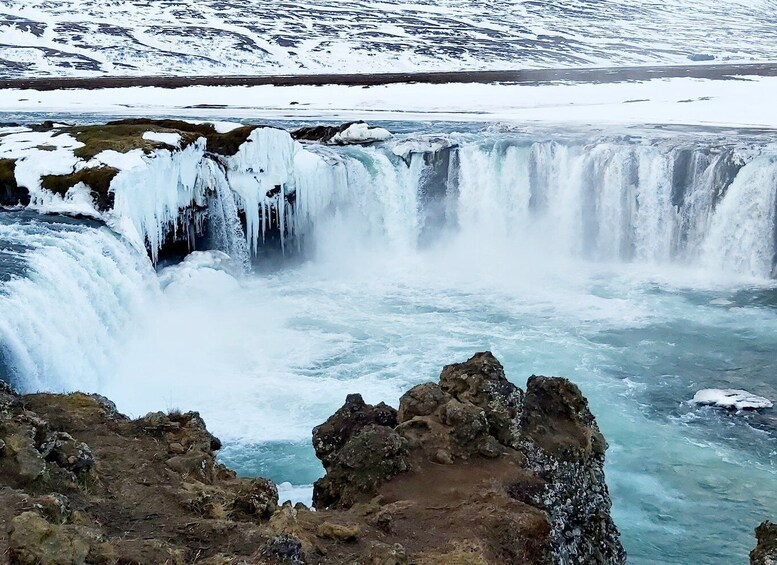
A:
[313,424,408,509]
[397,382,450,421]
[232,477,279,520]
[261,534,307,564]
[292,121,391,145]
[30,494,72,524]
[39,431,94,474]
[395,352,520,461]
[518,376,624,564]
[752,521,777,564]
[312,393,398,469]
[0,353,626,564]
[0,427,47,486]
[310,352,625,563]
[439,351,523,447]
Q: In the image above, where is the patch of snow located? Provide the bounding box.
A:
[691,389,773,410]
[391,137,453,160]
[88,149,146,171]
[142,131,181,147]
[2,0,776,78]
[180,119,244,133]
[330,122,392,145]
[0,131,83,158]
[211,121,244,134]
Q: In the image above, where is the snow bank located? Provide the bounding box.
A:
[3,75,777,128]
[691,389,773,410]
[88,149,146,171]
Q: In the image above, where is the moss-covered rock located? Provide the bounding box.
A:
[0,158,29,206]
[40,167,118,211]
[95,119,257,157]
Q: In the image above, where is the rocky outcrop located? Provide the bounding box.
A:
[311,351,626,563]
[0,159,29,207]
[0,353,625,564]
[292,122,391,145]
[752,521,777,564]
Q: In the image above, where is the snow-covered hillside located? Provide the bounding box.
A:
[1,0,776,78]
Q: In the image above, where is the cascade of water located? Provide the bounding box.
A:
[0,214,158,391]
[200,159,250,269]
[701,155,777,277]
[450,137,777,277]
[632,146,676,263]
[11,128,768,279]
[109,139,207,263]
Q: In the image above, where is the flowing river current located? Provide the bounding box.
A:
[1,122,777,564]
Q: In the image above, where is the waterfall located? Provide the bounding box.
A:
[201,159,250,270]
[449,137,777,277]
[10,127,774,278]
[701,156,777,277]
[0,212,158,391]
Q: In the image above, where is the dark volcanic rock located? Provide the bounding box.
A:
[0,159,29,207]
[291,122,360,143]
[519,376,624,564]
[752,521,777,564]
[312,393,398,469]
[311,352,626,564]
[439,351,524,448]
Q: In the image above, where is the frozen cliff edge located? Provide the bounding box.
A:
[1,353,626,564]
[3,118,777,278]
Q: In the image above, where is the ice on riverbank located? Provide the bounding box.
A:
[692,389,773,411]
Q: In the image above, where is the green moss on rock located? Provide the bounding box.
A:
[0,158,15,185]
[40,167,119,211]
[0,158,29,206]
[66,123,199,161]
[103,119,258,156]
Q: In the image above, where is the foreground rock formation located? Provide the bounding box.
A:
[752,521,777,564]
[1,353,626,564]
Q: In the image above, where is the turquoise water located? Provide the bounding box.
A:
[193,248,777,564]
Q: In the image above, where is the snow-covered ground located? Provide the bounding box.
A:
[2,75,777,129]
[0,0,776,78]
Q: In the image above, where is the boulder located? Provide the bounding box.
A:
[313,424,408,509]
[39,431,94,475]
[439,351,524,448]
[312,393,397,469]
[8,512,91,565]
[232,477,279,520]
[291,121,392,145]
